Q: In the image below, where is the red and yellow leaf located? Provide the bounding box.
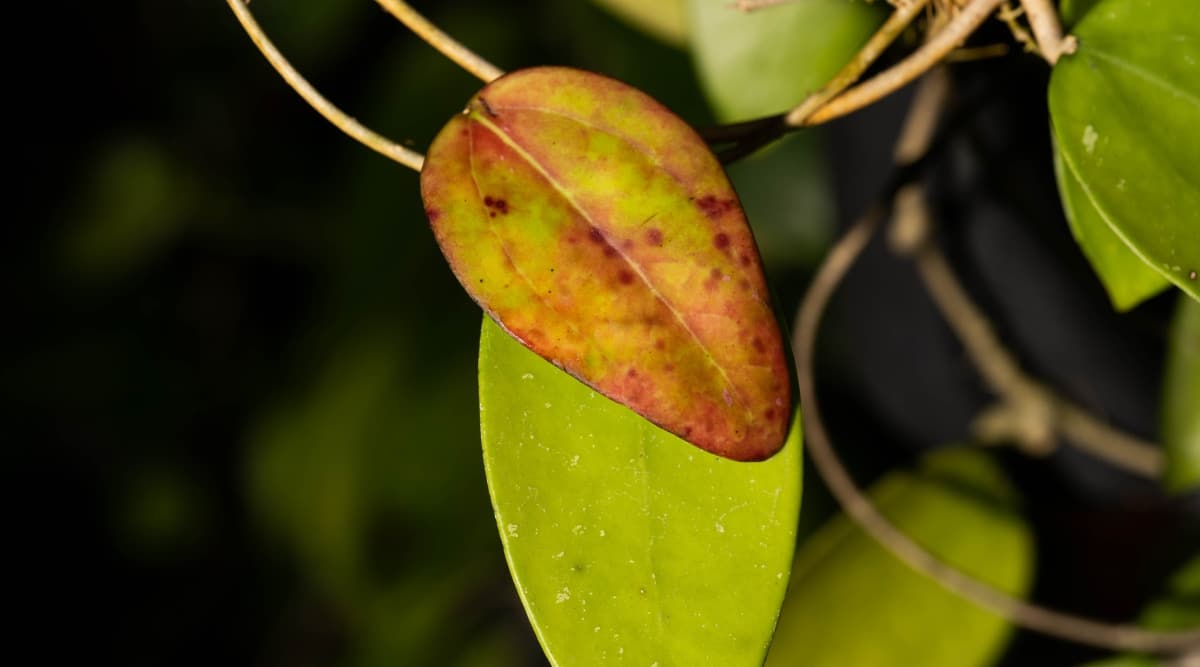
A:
[421,66,790,461]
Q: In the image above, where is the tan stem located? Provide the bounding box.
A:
[792,71,1200,654]
[795,0,1007,127]
[374,0,504,83]
[225,0,425,171]
[1019,0,1077,64]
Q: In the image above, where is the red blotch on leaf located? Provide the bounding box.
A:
[696,195,735,219]
[713,233,731,250]
[646,228,664,246]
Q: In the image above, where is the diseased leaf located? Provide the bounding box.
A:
[765,449,1033,667]
[1048,0,1200,304]
[689,0,884,120]
[1052,146,1169,310]
[590,0,688,47]
[479,317,803,666]
[422,66,792,461]
[1163,297,1200,492]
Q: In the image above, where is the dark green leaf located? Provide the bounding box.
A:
[1048,0,1200,304]
[1052,146,1169,310]
[479,317,802,665]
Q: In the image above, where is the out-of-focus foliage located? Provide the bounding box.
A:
[1082,555,1200,665]
[591,0,688,47]
[1162,297,1200,492]
[765,449,1033,667]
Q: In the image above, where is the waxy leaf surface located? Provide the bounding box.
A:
[1048,0,1200,304]
[422,67,791,461]
[1163,297,1200,492]
[765,449,1033,667]
[1052,147,1169,310]
[479,317,802,666]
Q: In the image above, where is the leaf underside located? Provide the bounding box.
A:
[479,317,803,666]
[422,66,792,461]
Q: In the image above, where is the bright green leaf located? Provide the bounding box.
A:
[591,0,688,47]
[1163,297,1200,492]
[1060,0,1104,27]
[479,317,802,666]
[1048,0,1200,304]
[689,0,884,120]
[1052,146,1169,310]
[766,448,1033,667]
[423,67,792,461]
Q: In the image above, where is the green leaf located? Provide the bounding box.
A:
[1048,0,1200,305]
[422,66,792,461]
[765,449,1034,667]
[688,0,884,120]
[1163,296,1200,492]
[590,0,688,47]
[1052,145,1169,310]
[1059,0,1104,27]
[479,317,802,666]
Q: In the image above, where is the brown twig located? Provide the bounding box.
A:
[792,70,1200,654]
[373,0,504,83]
[225,0,425,172]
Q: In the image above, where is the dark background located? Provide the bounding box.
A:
[9,1,1196,665]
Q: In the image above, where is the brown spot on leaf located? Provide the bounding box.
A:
[713,233,731,250]
[646,228,663,246]
[484,196,509,215]
[654,339,665,350]
[739,253,752,267]
[764,408,776,421]
[425,207,441,222]
[696,195,735,219]
[752,337,766,354]
[617,270,635,285]
[627,368,638,378]
[588,226,605,244]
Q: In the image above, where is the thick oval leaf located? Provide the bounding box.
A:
[1048,0,1200,304]
[591,0,688,47]
[422,66,792,461]
[1163,296,1200,492]
[689,0,884,120]
[765,449,1033,667]
[1052,146,1169,310]
[479,317,802,666]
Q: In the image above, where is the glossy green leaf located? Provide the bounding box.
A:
[766,449,1033,667]
[1082,555,1200,666]
[689,0,884,120]
[1048,0,1200,304]
[422,67,792,461]
[1059,0,1104,27]
[479,317,802,666]
[1163,296,1200,492]
[590,0,688,47]
[1052,146,1169,310]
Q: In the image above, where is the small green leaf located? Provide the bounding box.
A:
[688,0,884,120]
[1163,296,1200,492]
[422,67,792,461]
[1052,146,1169,310]
[765,449,1034,667]
[479,317,802,666]
[1048,0,1200,304]
[590,0,688,47]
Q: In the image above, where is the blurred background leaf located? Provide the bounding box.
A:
[1162,297,1200,493]
[766,448,1033,667]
